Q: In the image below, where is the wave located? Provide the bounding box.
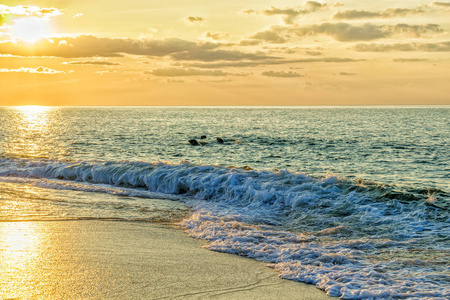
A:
[1,157,449,298]
[0,158,447,229]
[0,157,447,211]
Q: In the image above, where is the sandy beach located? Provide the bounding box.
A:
[0,220,333,300]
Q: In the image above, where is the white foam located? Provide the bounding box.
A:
[1,158,448,298]
[180,210,449,299]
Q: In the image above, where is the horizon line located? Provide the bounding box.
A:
[1,105,449,108]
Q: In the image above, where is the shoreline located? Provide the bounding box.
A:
[0,219,334,299]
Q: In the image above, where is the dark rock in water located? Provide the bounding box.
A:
[200,135,207,139]
[216,137,224,144]
[189,139,200,146]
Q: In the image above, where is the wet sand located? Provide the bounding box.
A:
[0,220,333,299]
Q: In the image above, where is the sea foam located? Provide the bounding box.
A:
[0,158,448,299]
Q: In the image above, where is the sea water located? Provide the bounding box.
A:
[0,106,448,299]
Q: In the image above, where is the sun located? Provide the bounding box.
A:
[12,17,51,43]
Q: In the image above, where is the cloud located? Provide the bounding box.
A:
[247,23,442,44]
[198,79,233,83]
[239,39,262,46]
[63,60,120,65]
[305,1,325,10]
[146,68,228,77]
[0,35,274,61]
[432,2,450,7]
[247,2,327,25]
[170,49,277,61]
[261,70,304,77]
[188,57,358,68]
[0,5,62,18]
[166,79,186,83]
[185,16,204,23]
[338,72,356,75]
[393,58,428,62]
[333,8,424,20]
[306,50,322,56]
[0,66,67,74]
[354,41,450,52]
[0,36,209,57]
[262,6,308,25]
[291,22,442,41]
[249,29,286,43]
[205,32,229,41]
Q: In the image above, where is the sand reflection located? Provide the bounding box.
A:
[0,222,47,299]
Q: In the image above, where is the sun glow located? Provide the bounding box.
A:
[3,106,65,159]
[12,17,51,43]
[2,106,62,159]
[15,106,52,125]
[17,105,51,115]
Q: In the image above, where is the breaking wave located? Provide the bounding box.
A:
[0,157,449,299]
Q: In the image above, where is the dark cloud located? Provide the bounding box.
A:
[198,79,233,83]
[249,29,286,43]
[247,2,326,25]
[306,51,322,56]
[187,57,359,68]
[339,72,356,75]
[147,68,228,77]
[205,32,229,41]
[306,1,325,9]
[291,23,442,41]
[248,23,442,44]
[0,36,211,57]
[333,8,424,20]
[185,16,204,23]
[432,2,450,7]
[0,35,274,61]
[354,41,450,52]
[239,39,262,46]
[261,70,304,77]
[387,23,442,37]
[393,58,429,62]
[263,7,307,25]
[63,60,120,65]
[170,49,277,62]
[334,10,381,20]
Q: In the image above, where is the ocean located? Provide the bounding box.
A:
[0,106,449,299]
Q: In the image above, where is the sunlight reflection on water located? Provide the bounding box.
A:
[2,106,67,159]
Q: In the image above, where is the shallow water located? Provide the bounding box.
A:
[0,106,448,299]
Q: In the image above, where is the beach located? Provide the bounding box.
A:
[0,106,448,299]
[0,220,333,300]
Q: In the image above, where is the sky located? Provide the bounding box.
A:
[0,0,450,106]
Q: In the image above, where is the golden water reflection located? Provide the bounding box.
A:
[3,106,66,158]
[17,105,52,128]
